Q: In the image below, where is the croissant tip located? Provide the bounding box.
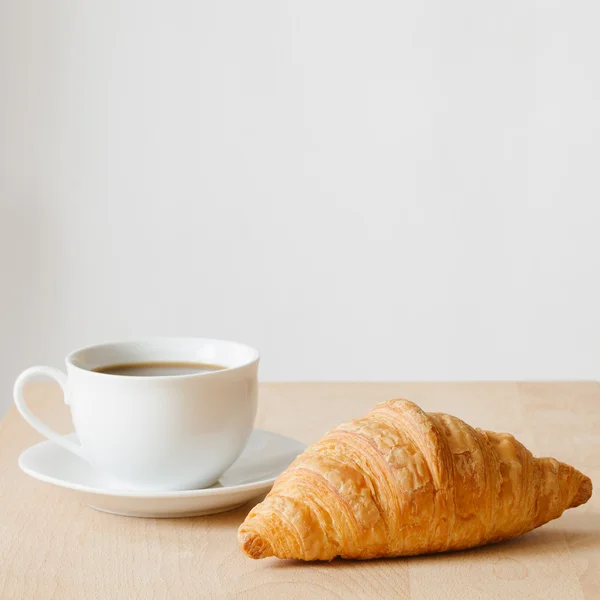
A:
[238,529,273,559]
[570,474,593,509]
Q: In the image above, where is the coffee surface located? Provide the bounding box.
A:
[94,362,226,377]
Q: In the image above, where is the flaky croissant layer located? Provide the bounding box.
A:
[239,399,592,561]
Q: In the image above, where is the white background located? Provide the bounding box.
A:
[1,1,600,417]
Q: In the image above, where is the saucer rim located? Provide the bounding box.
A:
[18,429,305,499]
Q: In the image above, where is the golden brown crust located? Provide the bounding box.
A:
[238,399,593,560]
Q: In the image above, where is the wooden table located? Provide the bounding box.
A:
[0,382,598,599]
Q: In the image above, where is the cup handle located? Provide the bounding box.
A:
[14,366,86,459]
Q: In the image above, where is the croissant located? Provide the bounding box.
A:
[238,398,592,560]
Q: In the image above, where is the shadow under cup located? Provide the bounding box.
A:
[17,338,260,492]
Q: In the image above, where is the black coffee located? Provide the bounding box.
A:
[94,361,226,377]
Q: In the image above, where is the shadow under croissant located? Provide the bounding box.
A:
[268,512,600,568]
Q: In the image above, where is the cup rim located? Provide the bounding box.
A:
[65,337,260,380]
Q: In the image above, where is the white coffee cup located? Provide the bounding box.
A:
[13,338,259,491]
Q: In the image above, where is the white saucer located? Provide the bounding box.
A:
[19,430,305,518]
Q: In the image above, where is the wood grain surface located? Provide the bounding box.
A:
[0,382,598,599]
